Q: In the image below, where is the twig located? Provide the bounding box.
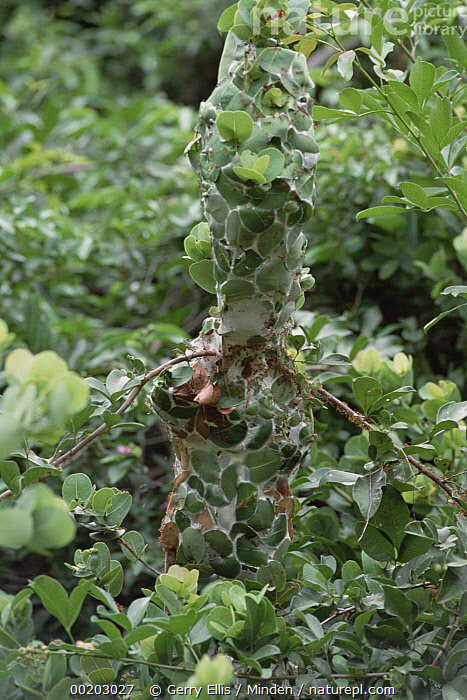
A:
[0,350,218,503]
[118,538,162,576]
[236,671,390,680]
[316,386,467,514]
[432,616,460,666]
[321,606,356,625]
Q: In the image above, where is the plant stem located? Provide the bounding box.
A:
[117,538,162,576]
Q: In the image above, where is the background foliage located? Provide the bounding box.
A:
[0,0,466,698]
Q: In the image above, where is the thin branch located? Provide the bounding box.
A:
[0,350,218,503]
[321,606,356,625]
[237,670,390,680]
[432,616,460,666]
[316,386,467,514]
[118,538,162,576]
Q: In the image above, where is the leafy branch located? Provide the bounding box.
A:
[311,4,467,220]
[0,350,218,503]
[316,385,467,513]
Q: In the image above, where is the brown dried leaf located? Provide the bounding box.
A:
[194,383,221,405]
[159,521,180,551]
[197,507,214,530]
[192,363,210,392]
[173,438,190,470]
[195,413,211,439]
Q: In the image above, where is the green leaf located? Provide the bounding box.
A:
[218,3,238,33]
[355,522,395,562]
[382,585,413,622]
[204,530,233,556]
[430,95,452,145]
[321,51,341,75]
[352,468,385,519]
[370,20,384,55]
[258,147,285,182]
[182,528,205,562]
[424,303,467,332]
[437,400,467,424]
[184,235,211,262]
[216,111,254,142]
[363,623,408,648]
[353,376,383,413]
[438,565,467,603]
[30,485,76,549]
[169,365,194,387]
[369,431,393,457]
[454,228,467,273]
[120,531,146,561]
[102,411,122,428]
[104,491,132,527]
[206,607,233,640]
[409,58,436,101]
[0,460,21,495]
[68,581,93,629]
[0,414,22,460]
[312,106,355,121]
[256,262,292,293]
[189,260,216,293]
[372,386,415,410]
[271,375,295,403]
[339,88,363,114]
[236,536,268,567]
[231,23,254,41]
[62,473,93,506]
[92,487,114,515]
[106,369,129,397]
[397,534,433,563]
[233,166,266,183]
[245,449,281,483]
[80,655,116,684]
[192,450,220,483]
[443,29,467,68]
[372,485,409,549]
[106,562,124,597]
[399,182,429,209]
[307,468,360,488]
[387,80,418,110]
[356,205,405,220]
[31,576,70,635]
[404,443,436,459]
[244,596,262,647]
[406,110,437,147]
[0,507,33,547]
[253,155,270,174]
[236,482,257,521]
[46,678,72,700]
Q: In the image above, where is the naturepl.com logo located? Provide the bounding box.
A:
[249,2,467,39]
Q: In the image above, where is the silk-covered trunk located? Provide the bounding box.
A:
[151,0,319,582]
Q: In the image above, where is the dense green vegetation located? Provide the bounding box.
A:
[0,1,466,698]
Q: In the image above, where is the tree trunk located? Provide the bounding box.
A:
[151,2,319,582]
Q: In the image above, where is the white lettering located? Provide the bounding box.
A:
[166,689,202,697]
